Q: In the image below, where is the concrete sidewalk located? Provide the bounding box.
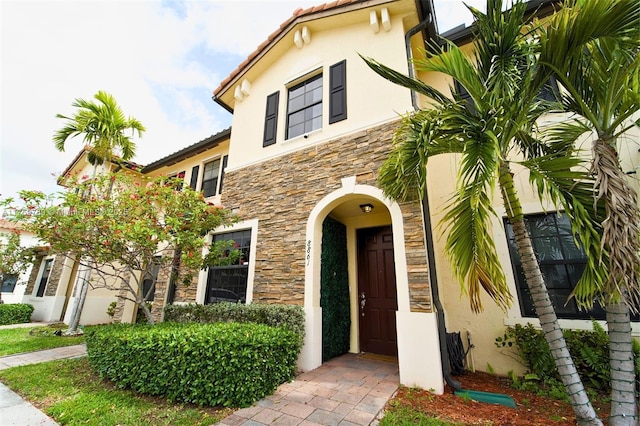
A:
[0,322,87,426]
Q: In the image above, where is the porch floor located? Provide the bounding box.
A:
[217,352,400,426]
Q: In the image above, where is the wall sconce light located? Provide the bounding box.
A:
[360,203,374,213]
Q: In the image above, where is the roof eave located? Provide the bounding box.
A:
[141,127,232,173]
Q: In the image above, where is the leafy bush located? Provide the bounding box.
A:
[85,322,301,407]
[164,302,305,343]
[496,321,640,395]
[0,303,34,325]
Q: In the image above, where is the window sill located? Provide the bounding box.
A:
[283,128,322,145]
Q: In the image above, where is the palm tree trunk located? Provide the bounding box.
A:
[593,138,639,425]
[606,300,638,426]
[499,163,602,426]
[66,163,100,334]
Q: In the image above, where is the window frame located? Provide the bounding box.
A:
[285,71,323,140]
[199,155,228,198]
[34,257,54,298]
[504,212,607,320]
[204,229,252,305]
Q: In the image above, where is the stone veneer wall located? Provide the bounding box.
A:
[24,254,64,298]
[221,120,433,312]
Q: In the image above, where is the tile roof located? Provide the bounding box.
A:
[58,146,144,184]
[212,0,363,98]
[0,218,23,231]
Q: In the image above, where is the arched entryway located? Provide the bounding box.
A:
[300,177,410,370]
[299,177,445,394]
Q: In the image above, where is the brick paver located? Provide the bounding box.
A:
[217,353,399,426]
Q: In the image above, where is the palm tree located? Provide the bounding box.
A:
[539,2,640,423]
[53,91,145,334]
[362,0,635,423]
[54,90,144,166]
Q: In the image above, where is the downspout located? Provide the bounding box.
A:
[405,12,462,392]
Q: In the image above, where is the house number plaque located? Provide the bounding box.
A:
[306,240,311,266]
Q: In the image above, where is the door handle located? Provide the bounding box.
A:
[360,292,366,316]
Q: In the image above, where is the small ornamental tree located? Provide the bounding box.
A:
[3,172,239,324]
[0,231,36,303]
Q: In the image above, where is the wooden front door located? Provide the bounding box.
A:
[357,226,398,356]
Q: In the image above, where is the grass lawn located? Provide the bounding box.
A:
[0,324,85,356]
[0,357,232,426]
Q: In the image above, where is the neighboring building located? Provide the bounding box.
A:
[0,219,39,304]
[53,0,640,394]
[23,147,144,325]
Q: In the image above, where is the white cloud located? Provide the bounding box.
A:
[1,0,474,201]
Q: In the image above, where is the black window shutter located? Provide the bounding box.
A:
[329,60,347,124]
[189,165,200,190]
[263,91,280,147]
[218,155,228,194]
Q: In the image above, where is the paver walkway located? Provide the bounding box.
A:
[217,353,399,426]
[0,323,400,426]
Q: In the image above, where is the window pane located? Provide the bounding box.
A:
[560,235,585,259]
[202,159,221,197]
[288,110,305,127]
[207,230,252,305]
[527,214,557,237]
[504,212,600,320]
[288,95,305,113]
[286,73,322,139]
[288,123,305,139]
[1,274,18,293]
[533,236,563,261]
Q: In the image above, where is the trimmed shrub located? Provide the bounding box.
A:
[0,303,34,325]
[163,302,305,343]
[85,322,301,407]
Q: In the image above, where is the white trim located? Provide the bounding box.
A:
[299,181,410,371]
[32,255,55,297]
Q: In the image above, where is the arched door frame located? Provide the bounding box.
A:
[298,176,410,371]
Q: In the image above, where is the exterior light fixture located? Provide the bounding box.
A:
[360,203,374,213]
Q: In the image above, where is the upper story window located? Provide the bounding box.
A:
[262,60,347,147]
[166,171,185,191]
[192,156,228,198]
[202,159,221,198]
[286,73,323,139]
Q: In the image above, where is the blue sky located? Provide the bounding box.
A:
[0,0,483,202]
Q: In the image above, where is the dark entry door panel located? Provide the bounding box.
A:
[357,226,397,356]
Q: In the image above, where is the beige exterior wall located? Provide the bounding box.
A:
[224,1,418,172]
[144,139,230,206]
[421,62,640,375]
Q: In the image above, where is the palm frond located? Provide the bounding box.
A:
[440,186,511,313]
[360,55,452,105]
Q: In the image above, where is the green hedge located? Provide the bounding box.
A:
[0,303,34,325]
[163,302,305,343]
[321,216,350,361]
[85,322,301,407]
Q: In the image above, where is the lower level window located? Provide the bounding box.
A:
[505,212,606,320]
[205,230,251,304]
[35,258,54,298]
[1,274,18,293]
